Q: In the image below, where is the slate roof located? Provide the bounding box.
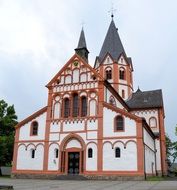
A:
[126,88,163,109]
[127,57,132,65]
[76,28,87,49]
[98,19,126,63]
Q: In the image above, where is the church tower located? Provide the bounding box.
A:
[94,17,133,100]
[75,28,89,62]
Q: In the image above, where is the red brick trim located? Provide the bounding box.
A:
[15,106,47,128]
[103,102,141,121]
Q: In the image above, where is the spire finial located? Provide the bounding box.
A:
[81,21,85,30]
[137,86,141,92]
[108,1,117,20]
[75,27,89,62]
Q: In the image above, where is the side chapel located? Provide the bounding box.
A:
[12,16,167,179]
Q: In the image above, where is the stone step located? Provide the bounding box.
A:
[0,186,13,189]
[56,175,88,180]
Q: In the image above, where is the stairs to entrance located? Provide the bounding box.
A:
[56,175,88,180]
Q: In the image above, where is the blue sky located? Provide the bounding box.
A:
[0,0,177,141]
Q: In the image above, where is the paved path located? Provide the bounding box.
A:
[0,178,177,190]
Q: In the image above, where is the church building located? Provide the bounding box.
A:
[12,16,167,180]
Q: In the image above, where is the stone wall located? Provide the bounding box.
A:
[11,173,145,181]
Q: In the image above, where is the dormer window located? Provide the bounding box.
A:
[105,69,112,80]
[119,68,125,80]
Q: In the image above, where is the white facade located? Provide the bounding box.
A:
[13,21,166,178]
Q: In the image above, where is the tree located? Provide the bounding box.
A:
[171,126,177,163]
[0,100,18,168]
[0,100,18,136]
[166,134,173,167]
[166,126,177,168]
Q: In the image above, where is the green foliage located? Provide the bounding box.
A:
[172,126,177,163]
[0,100,18,136]
[0,135,14,166]
[0,100,17,167]
[166,134,173,166]
[166,126,177,165]
[172,141,177,163]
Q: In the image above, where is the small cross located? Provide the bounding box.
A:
[108,1,117,19]
[81,21,85,30]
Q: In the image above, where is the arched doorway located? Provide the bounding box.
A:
[60,134,85,175]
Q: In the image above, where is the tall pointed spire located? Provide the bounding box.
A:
[75,28,89,62]
[98,19,126,62]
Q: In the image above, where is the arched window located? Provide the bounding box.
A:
[31,149,35,158]
[54,148,59,158]
[64,98,70,118]
[115,147,121,158]
[89,99,96,116]
[119,68,125,80]
[115,116,124,131]
[122,90,125,99]
[81,96,87,117]
[88,148,93,158]
[31,121,38,135]
[72,93,79,117]
[80,73,87,82]
[53,102,60,119]
[105,69,112,80]
[149,117,157,128]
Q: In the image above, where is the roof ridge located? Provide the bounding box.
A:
[133,89,162,94]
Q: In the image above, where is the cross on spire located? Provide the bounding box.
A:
[81,21,85,30]
[108,1,117,19]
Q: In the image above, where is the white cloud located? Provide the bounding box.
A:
[0,1,46,57]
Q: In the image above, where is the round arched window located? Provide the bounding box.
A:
[31,121,38,135]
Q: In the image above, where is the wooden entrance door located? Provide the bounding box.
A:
[68,152,80,174]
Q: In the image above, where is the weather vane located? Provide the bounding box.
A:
[108,1,117,19]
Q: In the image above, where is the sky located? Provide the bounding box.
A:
[0,0,177,141]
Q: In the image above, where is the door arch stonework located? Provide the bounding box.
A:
[60,134,85,174]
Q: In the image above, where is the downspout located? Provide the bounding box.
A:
[158,109,164,176]
[144,144,146,180]
[154,138,157,176]
[142,123,146,180]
